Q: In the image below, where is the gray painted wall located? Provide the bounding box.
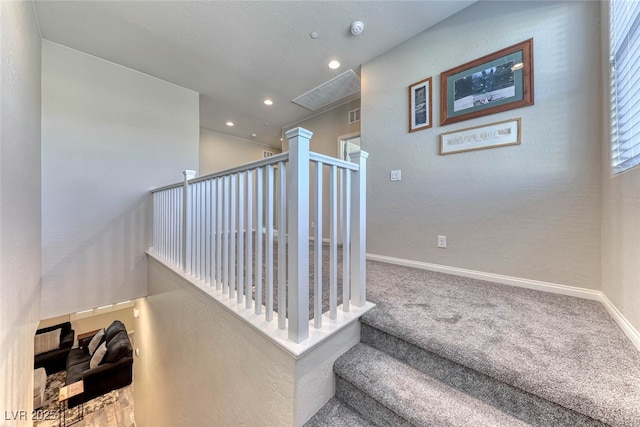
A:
[0,1,42,422]
[200,127,281,175]
[136,259,295,426]
[362,1,602,290]
[41,41,199,319]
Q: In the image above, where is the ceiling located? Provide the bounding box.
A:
[34,1,475,148]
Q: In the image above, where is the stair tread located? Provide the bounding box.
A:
[335,343,529,427]
[305,397,373,427]
[363,260,640,426]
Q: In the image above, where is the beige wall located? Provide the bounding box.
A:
[0,1,42,423]
[362,1,602,289]
[41,41,200,319]
[283,99,361,239]
[39,307,135,343]
[136,258,296,426]
[200,127,281,175]
[600,3,640,331]
[135,257,360,426]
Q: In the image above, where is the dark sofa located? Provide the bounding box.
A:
[65,320,133,407]
[34,322,75,374]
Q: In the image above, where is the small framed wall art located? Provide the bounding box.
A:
[439,117,521,155]
[440,39,534,126]
[408,77,433,132]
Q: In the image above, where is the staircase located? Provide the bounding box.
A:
[306,261,640,426]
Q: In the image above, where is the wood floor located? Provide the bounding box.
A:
[73,384,135,427]
[38,384,135,427]
[73,384,136,427]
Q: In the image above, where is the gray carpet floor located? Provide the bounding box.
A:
[251,242,345,319]
[362,260,640,426]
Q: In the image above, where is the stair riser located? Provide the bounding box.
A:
[361,323,604,427]
[335,376,413,427]
[336,374,413,427]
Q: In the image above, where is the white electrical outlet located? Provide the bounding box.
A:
[390,170,402,181]
[437,235,447,248]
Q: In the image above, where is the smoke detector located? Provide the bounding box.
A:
[350,21,364,35]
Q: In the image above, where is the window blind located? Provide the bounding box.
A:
[611,0,640,173]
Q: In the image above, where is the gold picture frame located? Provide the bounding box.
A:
[408,77,433,132]
[440,39,534,125]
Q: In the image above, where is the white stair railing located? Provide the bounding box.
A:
[150,127,368,344]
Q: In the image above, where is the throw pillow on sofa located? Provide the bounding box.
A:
[34,328,61,355]
[90,342,108,369]
[104,320,126,343]
[104,330,132,363]
[87,328,105,355]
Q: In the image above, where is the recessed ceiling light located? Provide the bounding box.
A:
[264,99,273,106]
[226,121,234,126]
[328,60,341,70]
[251,133,257,138]
[310,31,319,39]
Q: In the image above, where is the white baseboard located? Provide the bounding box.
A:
[599,293,640,351]
[366,253,601,300]
[366,253,640,351]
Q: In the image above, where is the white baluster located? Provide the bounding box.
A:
[195,183,201,279]
[246,169,253,309]
[191,184,196,274]
[255,168,263,315]
[278,161,287,330]
[170,189,175,265]
[200,182,206,280]
[230,174,237,299]
[160,192,165,260]
[223,175,230,294]
[206,180,212,284]
[238,172,245,304]
[171,189,175,263]
[266,165,274,321]
[329,165,338,320]
[216,178,223,290]
[314,161,323,328]
[342,169,351,312]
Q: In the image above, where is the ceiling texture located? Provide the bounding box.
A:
[34,1,475,148]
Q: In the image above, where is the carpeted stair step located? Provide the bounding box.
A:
[360,322,603,426]
[332,343,530,427]
[304,397,372,427]
[362,261,640,426]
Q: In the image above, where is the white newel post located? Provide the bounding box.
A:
[349,151,368,307]
[182,170,197,273]
[286,127,312,343]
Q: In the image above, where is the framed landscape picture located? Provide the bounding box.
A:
[408,77,432,132]
[440,39,534,126]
